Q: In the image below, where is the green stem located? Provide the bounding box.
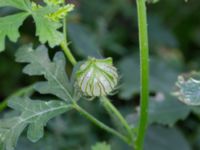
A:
[0,85,34,112]
[135,0,150,150]
[0,100,7,112]
[72,102,129,143]
[61,17,77,66]
[101,96,133,141]
[61,10,132,147]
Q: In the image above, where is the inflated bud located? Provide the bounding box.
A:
[76,57,119,97]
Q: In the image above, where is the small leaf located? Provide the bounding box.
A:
[15,44,73,101]
[174,75,200,105]
[0,97,72,150]
[0,12,29,52]
[91,142,111,150]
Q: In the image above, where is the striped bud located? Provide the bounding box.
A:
[76,57,118,97]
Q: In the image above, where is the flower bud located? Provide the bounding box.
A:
[76,57,118,97]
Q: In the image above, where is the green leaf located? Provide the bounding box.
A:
[91,142,111,150]
[68,23,102,58]
[148,16,177,48]
[149,95,190,125]
[119,54,192,125]
[0,1,64,51]
[118,55,140,99]
[32,6,64,48]
[174,75,200,106]
[0,97,72,150]
[0,12,29,52]
[0,0,31,11]
[15,45,73,101]
[118,55,181,99]
[144,126,191,150]
[126,95,191,126]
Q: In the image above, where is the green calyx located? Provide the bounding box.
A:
[76,57,119,97]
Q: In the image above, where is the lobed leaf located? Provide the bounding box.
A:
[15,44,73,101]
[0,12,29,52]
[0,0,66,52]
[0,97,72,150]
[32,6,64,48]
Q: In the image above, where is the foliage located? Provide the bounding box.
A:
[15,45,73,101]
[0,97,71,150]
[144,126,191,150]
[0,12,29,51]
[0,0,200,150]
[0,0,74,52]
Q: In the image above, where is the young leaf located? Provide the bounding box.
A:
[174,75,200,106]
[91,142,111,150]
[46,4,74,22]
[32,6,64,48]
[0,12,29,52]
[0,97,72,150]
[15,45,73,102]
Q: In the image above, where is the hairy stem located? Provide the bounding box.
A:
[135,0,150,150]
[73,102,129,143]
[61,17,77,66]
[0,84,34,112]
[61,9,132,147]
[101,96,133,142]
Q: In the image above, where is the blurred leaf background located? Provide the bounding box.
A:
[0,0,200,149]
